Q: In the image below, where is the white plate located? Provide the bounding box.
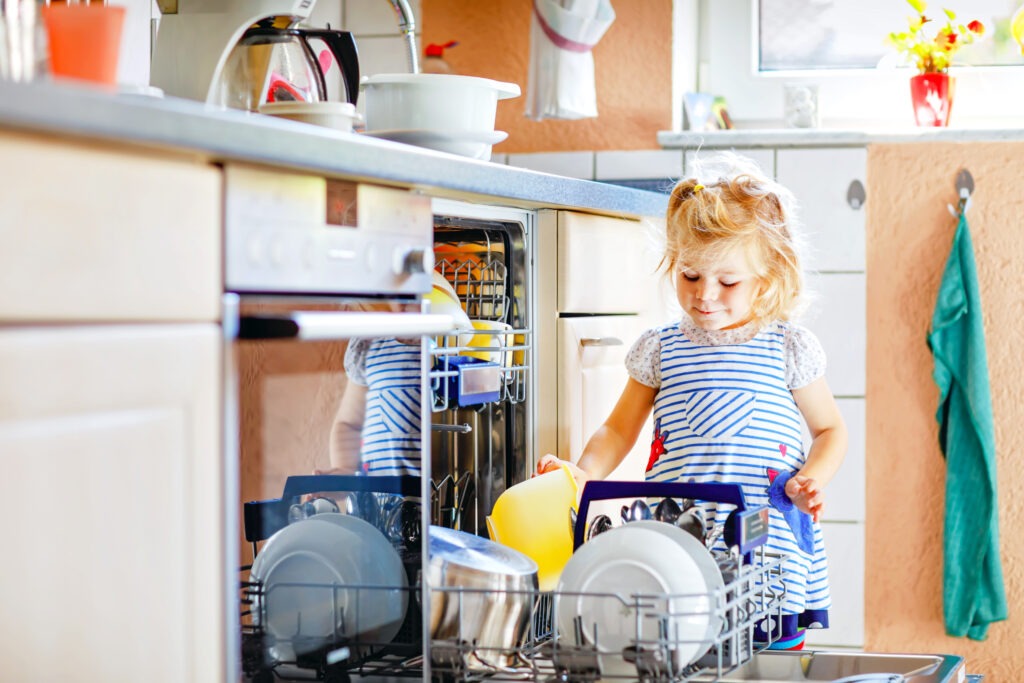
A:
[555,524,720,677]
[310,513,409,644]
[629,520,725,662]
[363,129,508,159]
[250,514,408,656]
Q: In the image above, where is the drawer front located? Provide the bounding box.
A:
[558,211,662,314]
[0,133,222,322]
[804,522,865,649]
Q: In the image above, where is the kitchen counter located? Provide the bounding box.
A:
[658,126,1024,149]
[0,80,666,219]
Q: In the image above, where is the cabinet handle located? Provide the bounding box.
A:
[847,180,866,210]
[580,337,623,347]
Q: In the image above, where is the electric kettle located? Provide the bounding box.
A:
[213,26,360,112]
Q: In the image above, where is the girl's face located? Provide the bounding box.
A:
[675,243,761,331]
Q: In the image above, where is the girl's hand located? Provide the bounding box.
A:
[535,454,591,491]
[785,474,824,522]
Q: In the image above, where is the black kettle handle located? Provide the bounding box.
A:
[301,29,360,106]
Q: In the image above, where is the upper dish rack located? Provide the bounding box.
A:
[429,230,530,411]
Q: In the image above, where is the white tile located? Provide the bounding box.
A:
[685,148,775,178]
[344,0,422,35]
[505,152,594,179]
[594,150,683,181]
[355,35,417,77]
[307,0,343,29]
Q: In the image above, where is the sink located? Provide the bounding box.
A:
[692,650,965,682]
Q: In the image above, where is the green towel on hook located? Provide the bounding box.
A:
[926,212,1007,640]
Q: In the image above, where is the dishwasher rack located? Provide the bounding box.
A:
[429,241,531,411]
[241,479,792,683]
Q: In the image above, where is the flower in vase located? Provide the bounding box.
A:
[888,0,985,73]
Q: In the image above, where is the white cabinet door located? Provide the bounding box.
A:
[558,212,662,314]
[558,315,653,479]
[799,272,866,397]
[0,325,223,683]
[804,522,865,649]
[776,148,867,273]
[803,398,865,523]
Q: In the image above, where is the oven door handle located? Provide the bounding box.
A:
[236,312,454,341]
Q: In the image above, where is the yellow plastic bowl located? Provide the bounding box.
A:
[486,462,579,591]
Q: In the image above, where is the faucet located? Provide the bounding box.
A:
[387,0,419,73]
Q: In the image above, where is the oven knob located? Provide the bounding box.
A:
[394,247,433,276]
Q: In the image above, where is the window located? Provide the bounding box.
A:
[694,0,1024,127]
[759,0,1024,71]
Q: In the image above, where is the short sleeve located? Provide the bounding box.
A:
[625,328,662,388]
[785,323,827,389]
[344,338,371,386]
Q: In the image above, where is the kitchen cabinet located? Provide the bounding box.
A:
[536,210,675,520]
[0,325,223,682]
[0,132,225,680]
[777,147,867,649]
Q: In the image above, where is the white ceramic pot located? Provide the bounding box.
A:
[360,73,520,135]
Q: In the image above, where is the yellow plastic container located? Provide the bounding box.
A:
[486,462,579,591]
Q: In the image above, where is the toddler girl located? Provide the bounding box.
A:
[538,153,847,649]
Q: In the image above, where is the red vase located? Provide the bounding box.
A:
[910,73,955,127]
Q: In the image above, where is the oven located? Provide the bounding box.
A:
[221,164,535,682]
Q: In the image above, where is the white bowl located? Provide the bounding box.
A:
[360,73,520,137]
[258,101,361,133]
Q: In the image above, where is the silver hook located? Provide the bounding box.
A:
[947,168,973,218]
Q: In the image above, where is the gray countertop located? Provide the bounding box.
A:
[658,126,1024,149]
[0,80,667,219]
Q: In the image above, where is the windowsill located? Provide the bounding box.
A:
[657,124,1024,149]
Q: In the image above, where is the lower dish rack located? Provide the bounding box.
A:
[240,478,792,683]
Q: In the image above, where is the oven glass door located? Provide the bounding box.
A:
[228,297,450,682]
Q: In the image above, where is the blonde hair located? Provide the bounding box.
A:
[663,153,806,326]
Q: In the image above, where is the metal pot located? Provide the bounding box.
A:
[427,525,538,671]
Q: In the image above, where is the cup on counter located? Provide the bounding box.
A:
[42,3,125,86]
[0,0,47,82]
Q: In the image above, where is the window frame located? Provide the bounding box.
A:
[693,0,1024,128]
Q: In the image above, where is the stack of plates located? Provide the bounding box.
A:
[363,129,508,160]
[250,513,408,659]
[555,520,724,677]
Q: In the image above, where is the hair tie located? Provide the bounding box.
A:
[693,184,705,193]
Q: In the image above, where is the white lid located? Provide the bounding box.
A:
[360,73,521,100]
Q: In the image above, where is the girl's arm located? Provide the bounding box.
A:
[789,375,848,520]
[328,382,368,474]
[537,378,657,484]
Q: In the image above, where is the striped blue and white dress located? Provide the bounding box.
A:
[626,317,831,639]
[345,338,424,477]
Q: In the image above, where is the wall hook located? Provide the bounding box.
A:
[947,168,974,218]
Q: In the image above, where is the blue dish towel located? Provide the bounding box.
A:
[765,469,815,557]
[926,213,1008,640]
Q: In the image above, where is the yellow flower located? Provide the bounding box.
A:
[887,0,985,73]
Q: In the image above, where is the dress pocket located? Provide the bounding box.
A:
[375,388,422,436]
[684,389,758,439]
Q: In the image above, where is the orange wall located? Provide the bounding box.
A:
[421,0,672,153]
[865,142,1024,680]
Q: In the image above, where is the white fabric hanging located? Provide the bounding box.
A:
[525,0,616,121]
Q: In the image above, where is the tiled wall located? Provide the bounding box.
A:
[500,149,684,190]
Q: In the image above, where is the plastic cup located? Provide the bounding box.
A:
[486,463,579,591]
[42,4,125,86]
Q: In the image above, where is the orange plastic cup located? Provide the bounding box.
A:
[42,5,125,86]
